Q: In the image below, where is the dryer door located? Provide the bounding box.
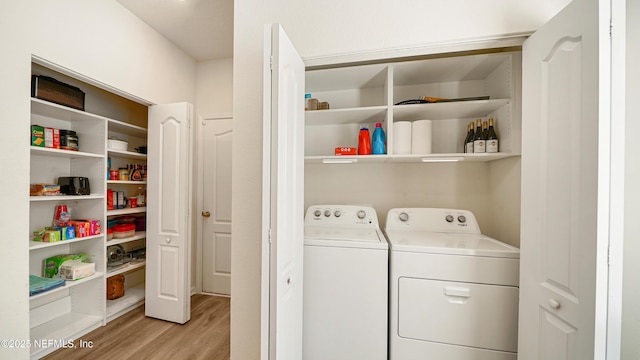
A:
[398,277,519,352]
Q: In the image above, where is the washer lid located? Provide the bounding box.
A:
[385,231,519,258]
[305,226,383,242]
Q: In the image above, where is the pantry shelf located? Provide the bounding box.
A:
[107,261,145,277]
[106,282,145,323]
[107,180,147,185]
[393,98,511,121]
[108,118,148,138]
[29,272,104,300]
[30,312,103,358]
[30,234,104,251]
[30,194,104,202]
[305,106,388,126]
[31,146,105,159]
[107,207,147,216]
[107,149,147,160]
[107,231,146,246]
[306,152,518,164]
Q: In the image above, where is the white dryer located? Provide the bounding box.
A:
[385,208,520,360]
[303,205,388,360]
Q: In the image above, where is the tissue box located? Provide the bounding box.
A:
[58,261,95,281]
[44,253,90,278]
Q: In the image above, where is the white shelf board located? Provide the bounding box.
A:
[30,194,104,202]
[107,149,147,160]
[106,283,145,322]
[108,118,147,138]
[107,231,146,246]
[107,261,145,277]
[107,206,146,216]
[305,106,388,126]
[29,272,105,301]
[31,98,107,124]
[30,234,103,251]
[393,98,511,121]
[30,312,103,357]
[305,152,518,164]
[31,146,104,159]
[107,180,147,185]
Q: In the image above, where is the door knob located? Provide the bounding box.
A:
[549,299,561,310]
[202,211,211,218]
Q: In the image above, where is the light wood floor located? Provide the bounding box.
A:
[43,294,230,360]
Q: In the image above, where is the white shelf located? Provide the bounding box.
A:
[108,118,147,138]
[393,98,511,121]
[29,272,104,301]
[107,260,145,277]
[30,234,103,251]
[107,180,147,185]
[107,206,147,216]
[305,106,388,126]
[31,97,108,124]
[306,152,518,164]
[107,231,146,246]
[31,146,104,159]
[106,283,145,323]
[30,194,104,202]
[107,149,147,160]
[30,312,103,358]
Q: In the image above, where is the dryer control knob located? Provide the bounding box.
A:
[399,212,409,222]
[334,210,342,217]
[324,210,331,217]
[357,210,366,219]
[314,210,321,217]
[445,215,454,223]
[457,215,467,223]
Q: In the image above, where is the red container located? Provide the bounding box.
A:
[112,223,135,239]
[358,128,371,155]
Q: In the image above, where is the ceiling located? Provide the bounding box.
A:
[116,0,233,61]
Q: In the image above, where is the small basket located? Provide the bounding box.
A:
[107,139,128,151]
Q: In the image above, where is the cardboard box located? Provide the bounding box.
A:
[58,261,95,281]
[31,125,45,147]
[335,147,357,156]
[43,253,89,278]
[44,127,60,149]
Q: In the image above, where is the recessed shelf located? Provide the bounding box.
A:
[393,99,511,121]
[30,194,104,202]
[106,282,145,322]
[31,146,105,159]
[305,153,518,164]
[305,106,388,126]
[107,180,147,185]
[107,149,147,159]
[29,272,104,300]
[107,261,145,277]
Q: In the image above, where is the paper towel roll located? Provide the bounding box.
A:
[393,121,412,154]
[411,120,433,154]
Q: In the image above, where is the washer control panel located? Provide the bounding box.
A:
[386,208,481,234]
[305,205,379,227]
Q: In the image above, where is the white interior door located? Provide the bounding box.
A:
[146,102,193,324]
[202,116,233,295]
[519,0,607,358]
[263,24,305,360]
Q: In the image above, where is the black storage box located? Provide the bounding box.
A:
[31,75,85,111]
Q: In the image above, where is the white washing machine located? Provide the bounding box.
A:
[385,208,520,360]
[303,205,388,360]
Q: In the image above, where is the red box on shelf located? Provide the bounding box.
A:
[335,147,357,156]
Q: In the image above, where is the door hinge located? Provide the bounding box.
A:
[610,18,613,37]
[270,56,273,71]
[268,228,272,244]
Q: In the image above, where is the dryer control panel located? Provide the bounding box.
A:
[305,205,379,227]
[386,208,481,234]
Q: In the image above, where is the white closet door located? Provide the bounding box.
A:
[146,102,193,324]
[264,23,305,360]
[519,0,607,358]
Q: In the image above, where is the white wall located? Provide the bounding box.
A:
[1,1,196,359]
[232,1,571,359]
[622,0,640,357]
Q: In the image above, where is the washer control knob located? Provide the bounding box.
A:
[457,215,466,223]
[445,215,454,223]
[357,210,366,219]
[314,210,321,217]
[324,210,331,217]
[399,212,409,222]
[334,210,341,217]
